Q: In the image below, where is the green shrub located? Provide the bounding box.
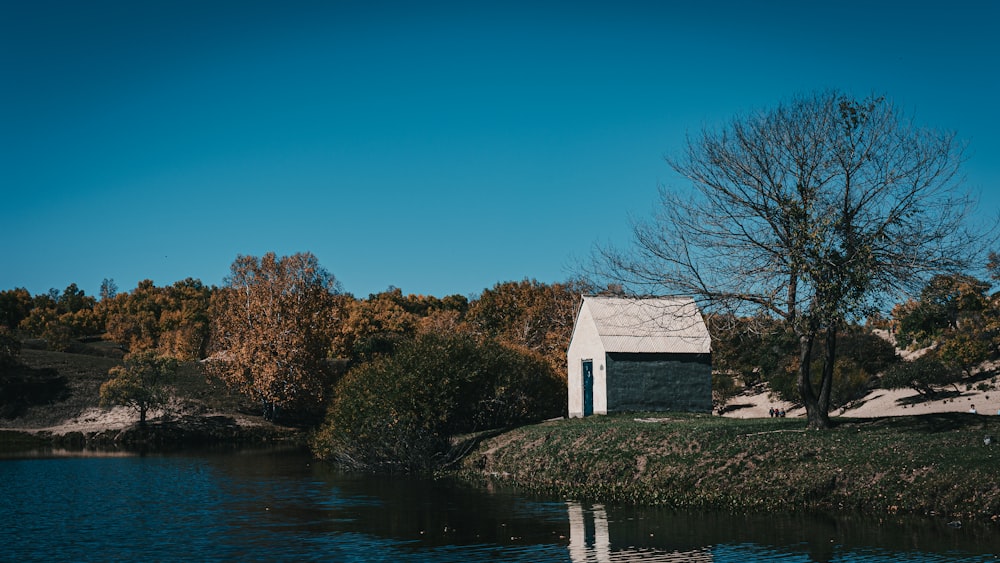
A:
[312,332,565,472]
[880,354,962,397]
[762,328,894,409]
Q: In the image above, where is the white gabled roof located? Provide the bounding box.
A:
[581,295,711,354]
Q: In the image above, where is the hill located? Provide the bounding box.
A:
[720,360,1000,420]
[0,343,303,450]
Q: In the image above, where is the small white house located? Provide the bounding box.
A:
[567,295,712,418]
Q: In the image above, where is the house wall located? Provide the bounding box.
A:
[604,352,712,413]
[566,304,607,418]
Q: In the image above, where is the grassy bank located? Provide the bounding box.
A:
[457,412,1000,522]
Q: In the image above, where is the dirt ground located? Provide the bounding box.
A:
[722,361,1000,420]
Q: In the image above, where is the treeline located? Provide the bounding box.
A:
[2,251,998,470]
[0,252,588,470]
[0,259,586,375]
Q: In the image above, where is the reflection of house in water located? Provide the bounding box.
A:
[567,502,610,562]
[566,502,713,562]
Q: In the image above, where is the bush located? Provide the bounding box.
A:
[761,327,894,409]
[711,371,740,411]
[880,355,962,397]
[312,332,565,473]
[837,328,899,375]
[827,357,873,409]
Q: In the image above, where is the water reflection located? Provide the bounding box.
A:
[564,500,999,563]
[568,502,713,562]
[1,449,998,562]
[568,502,609,561]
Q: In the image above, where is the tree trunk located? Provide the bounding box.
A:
[797,332,831,429]
[819,327,837,415]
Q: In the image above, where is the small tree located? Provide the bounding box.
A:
[893,272,997,377]
[100,351,178,425]
[894,274,992,349]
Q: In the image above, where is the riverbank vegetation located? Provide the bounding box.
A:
[457,412,1000,522]
[312,332,564,472]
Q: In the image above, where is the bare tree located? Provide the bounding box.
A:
[596,91,991,428]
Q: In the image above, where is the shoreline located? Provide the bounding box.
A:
[456,412,1000,524]
[0,407,305,452]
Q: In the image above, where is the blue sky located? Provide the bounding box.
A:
[3,1,998,300]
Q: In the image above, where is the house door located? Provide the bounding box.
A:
[582,360,594,417]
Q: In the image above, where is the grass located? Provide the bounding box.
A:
[457,412,1000,522]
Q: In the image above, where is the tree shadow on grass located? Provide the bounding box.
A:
[0,364,69,419]
[855,411,988,434]
[895,389,962,407]
[717,403,757,415]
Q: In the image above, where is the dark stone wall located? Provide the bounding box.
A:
[605,352,712,413]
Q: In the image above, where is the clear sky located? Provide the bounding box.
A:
[2,0,998,300]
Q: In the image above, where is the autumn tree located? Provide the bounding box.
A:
[335,289,418,361]
[467,279,587,376]
[100,278,211,360]
[99,351,178,425]
[403,292,470,337]
[596,91,988,428]
[892,272,998,378]
[18,284,101,350]
[207,252,342,421]
[333,288,469,362]
[0,288,33,331]
[99,278,118,301]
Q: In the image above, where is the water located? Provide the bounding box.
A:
[1,448,997,562]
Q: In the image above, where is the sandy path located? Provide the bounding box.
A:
[723,384,1000,419]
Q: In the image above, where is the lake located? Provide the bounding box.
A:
[1,447,997,562]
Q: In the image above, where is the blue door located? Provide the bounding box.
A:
[582,360,594,417]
